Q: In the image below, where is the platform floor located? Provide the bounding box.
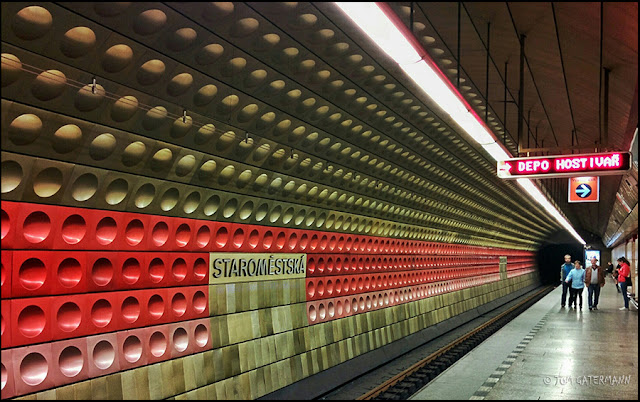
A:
[411,276,638,400]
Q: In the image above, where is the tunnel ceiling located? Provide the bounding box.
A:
[1,2,636,248]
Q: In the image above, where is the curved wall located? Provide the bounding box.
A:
[1,2,549,399]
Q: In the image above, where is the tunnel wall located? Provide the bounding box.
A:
[1,201,538,399]
[2,2,542,400]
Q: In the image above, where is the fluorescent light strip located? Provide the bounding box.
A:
[336,2,586,245]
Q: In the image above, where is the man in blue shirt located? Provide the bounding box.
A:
[560,254,574,308]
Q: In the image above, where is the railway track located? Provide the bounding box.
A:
[355,286,554,400]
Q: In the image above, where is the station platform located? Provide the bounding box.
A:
[411,277,638,400]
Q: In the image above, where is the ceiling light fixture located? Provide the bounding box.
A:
[335,2,585,245]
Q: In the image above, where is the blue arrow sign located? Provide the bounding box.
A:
[576,184,592,198]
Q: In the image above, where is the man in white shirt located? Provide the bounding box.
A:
[585,257,605,310]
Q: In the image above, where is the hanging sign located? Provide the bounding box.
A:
[497,152,631,179]
[568,176,599,203]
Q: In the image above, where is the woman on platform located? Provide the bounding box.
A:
[565,260,585,309]
[616,257,632,310]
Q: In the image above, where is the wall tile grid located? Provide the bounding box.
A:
[1,200,535,398]
[1,2,541,400]
[10,273,538,400]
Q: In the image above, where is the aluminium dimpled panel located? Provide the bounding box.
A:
[116,327,149,371]
[85,333,121,378]
[1,300,11,349]
[10,297,52,347]
[49,337,90,387]
[1,349,16,399]
[1,250,12,298]
[11,342,54,396]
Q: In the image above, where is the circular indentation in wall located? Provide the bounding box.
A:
[231,17,259,37]
[148,258,165,284]
[57,302,82,332]
[196,43,224,65]
[171,293,187,317]
[19,258,46,290]
[167,73,193,97]
[105,178,128,205]
[91,299,112,328]
[75,83,105,112]
[58,258,82,288]
[125,219,144,245]
[92,340,115,369]
[33,167,62,198]
[61,214,86,244]
[172,115,192,138]
[18,305,45,338]
[111,95,138,122]
[133,183,155,209]
[59,346,83,378]
[203,194,220,216]
[89,133,116,161]
[71,173,98,202]
[176,155,196,177]
[123,335,142,363]
[142,106,167,130]
[31,69,66,101]
[193,84,218,106]
[2,53,22,87]
[175,224,191,247]
[238,200,253,220]
[95,217,117,245]
[193,291,206,313]
[148,294,165,320]
[194,324,209,347]
[172,258,187,281]
[23,211,51,244]
[137,59,166,85]
[222,197,238,218]
[151,148,173,172]
[121,296,140,323]
[183,191,201,214]
[133,9,167,35]
[19,352,48,386]
[92,258,113,287]
[238,104,259,122]
[194,257,208,279]
[160,187,179,211]
[195,226,210,248]
[308,305,316,322]
[9,113,42,145]
[52,124,83,154]
[122,257,141,285]
[1,160,23,193]
[216,226,229,247]
[167,27,197,52]
[149,331,167,357]
[122,141,146,167]
[195,124,216,145]
[173,327,189,352]
[102,44,133,73]
[61,26,96,58]
[13,6,52,40]
[152,221,169,246]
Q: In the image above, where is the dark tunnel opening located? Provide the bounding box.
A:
[536,243,585,285]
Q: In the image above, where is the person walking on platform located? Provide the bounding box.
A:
[565,260,585,309]
[616,257,632,310]
[585,257,605,310]
[560,254,574,308]
[607,261,621,293]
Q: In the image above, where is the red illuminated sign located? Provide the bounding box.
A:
[497,152,632,179]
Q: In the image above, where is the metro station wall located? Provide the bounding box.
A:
[2,3,540,400]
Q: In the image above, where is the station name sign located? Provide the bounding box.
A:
[497,152,631,179]
[209,253,306,284]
